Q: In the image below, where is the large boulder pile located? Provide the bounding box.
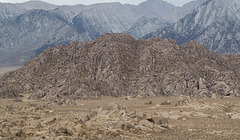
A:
[0,33,240,101]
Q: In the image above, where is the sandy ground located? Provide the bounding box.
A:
[1,95,240,139]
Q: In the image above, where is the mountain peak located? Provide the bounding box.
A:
[145,0,240,54]
[16,0,57,10]
[140,0,175,6]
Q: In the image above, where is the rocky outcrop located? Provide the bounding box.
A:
[0,102,168,139]
[0,33,239,101]
[85,103,168,132]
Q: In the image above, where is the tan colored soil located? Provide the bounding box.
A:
[1,96,240,139]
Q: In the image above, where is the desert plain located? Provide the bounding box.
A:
[1,95,240,139]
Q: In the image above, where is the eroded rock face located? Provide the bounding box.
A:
[0,33,240,101]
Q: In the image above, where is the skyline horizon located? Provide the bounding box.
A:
[0,0,195,6]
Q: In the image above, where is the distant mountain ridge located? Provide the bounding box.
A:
[15,1,58,10]
[0,0,206,66]
[145,0,240,54]
[125,17,171,39]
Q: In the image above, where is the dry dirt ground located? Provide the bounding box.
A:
[1,95,240,139]
[0,66,20,77]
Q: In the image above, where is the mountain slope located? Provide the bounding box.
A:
[52,4,88,23]
[137,0,208,22]
[145,0,240,54]
[0,9,91,66]
[0,0,208,67]
[137,0,176,20]
[72,2,140,39]
[0,34,239,102]
[15,0,58,10]
[126,17,171,39]
[0,3,25,19]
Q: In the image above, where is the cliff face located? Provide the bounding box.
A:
[0,33,239,101]
[145,0,240,54]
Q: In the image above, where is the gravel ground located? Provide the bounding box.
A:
[1,96,240,139]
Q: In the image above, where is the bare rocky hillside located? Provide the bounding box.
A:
[0,0,206,66]
[0,33,239,103]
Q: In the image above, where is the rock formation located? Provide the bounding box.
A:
[0,33,239,102]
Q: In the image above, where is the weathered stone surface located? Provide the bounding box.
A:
[85,102,168,133]
[161,101,171,105]
[229,113,240,119]
[191,112,212,118]
[0,33,240,101]
[145,101,153,105]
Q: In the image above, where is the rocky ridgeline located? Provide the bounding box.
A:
[145,0,240,54]
[0,102,168,139]
[0,33,240,103]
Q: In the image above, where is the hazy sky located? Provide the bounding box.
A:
[0,0,195,6]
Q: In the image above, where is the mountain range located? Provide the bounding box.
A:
[145,0,240,54]
[0,0,207,67]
